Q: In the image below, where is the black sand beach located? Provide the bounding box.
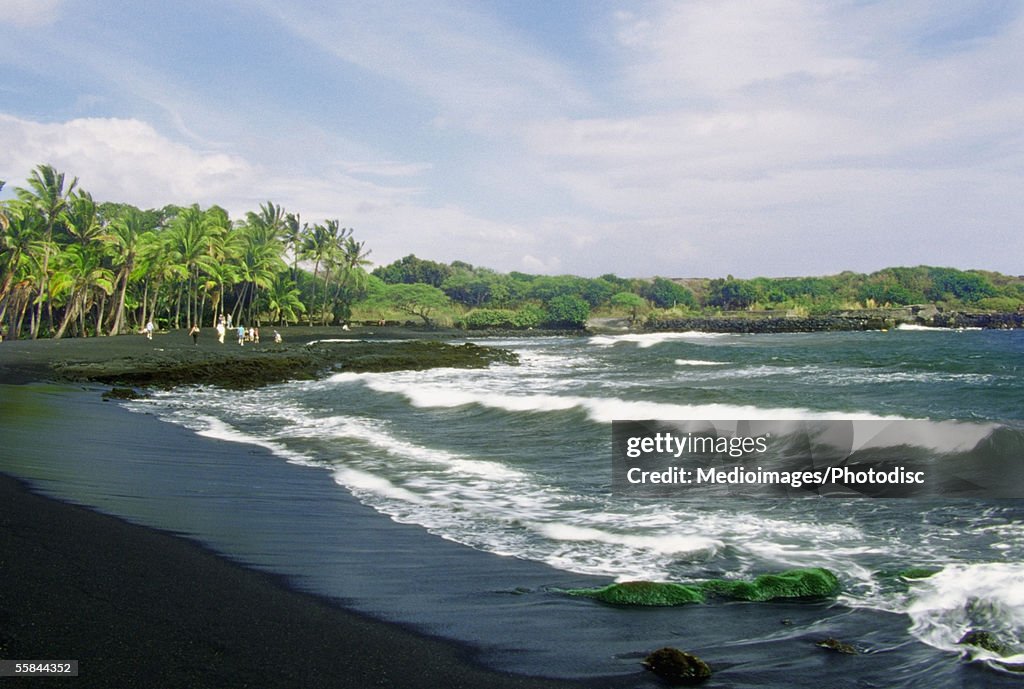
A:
[0,473,599,689]
[0,332,616,689]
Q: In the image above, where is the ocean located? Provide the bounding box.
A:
[5,328,1024,687]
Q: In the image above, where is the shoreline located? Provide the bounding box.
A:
[4,331,1020,688]
[0,469,601,689]
[0,380,626,689]
[0,326,519,389]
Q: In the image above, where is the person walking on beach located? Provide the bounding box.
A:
[188,324,200,345]
[145,320,155,340]
[237,325,246,346]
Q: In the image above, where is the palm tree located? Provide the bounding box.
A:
[63,191,104,247]
[236,216,286,324]
[166,205,222,329]
[134,229,177,330]
[328,235,372,324]
[103,207,152,335]
[266,273,306,325]
[281,211,306,282]
[16,164,78,338]
[300,221,335,324]
[0,201,42,334]
[51,244,114,338]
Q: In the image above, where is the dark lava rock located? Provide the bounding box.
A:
[958,630,1014,656]
[815,637,858,655]
[642,647,712,685]
[55,340,518,390]
[101,387,144,400]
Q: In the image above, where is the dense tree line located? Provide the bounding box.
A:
[371,255,1023,329]
[705,267,1022,314]
[4,164,1020,338]
[0,164,370,339]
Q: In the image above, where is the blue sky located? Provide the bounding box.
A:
[1,0,1022,277]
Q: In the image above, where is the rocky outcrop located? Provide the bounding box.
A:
[567,567,840,606]
[642,647,712,685]
[53,341,519,389]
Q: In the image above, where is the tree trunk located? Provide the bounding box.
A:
[95,292,106,336]
[109,265,130,335]
[54,293,80,339]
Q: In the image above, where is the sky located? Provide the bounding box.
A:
[1,0,1022,278]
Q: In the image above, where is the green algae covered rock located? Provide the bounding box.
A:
[566,568,840,606]
[567,581,705,606]
[700,567,840,602]
[898,567,941,580]
[642,647,712,685]
[958,630,1016,657]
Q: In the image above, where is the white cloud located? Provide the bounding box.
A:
[0,115,254,209]
[2,3,1021,278]
[0,114,547,272]
[0,0,63,27]
[615,0,868,100]
[511,2,1024,275]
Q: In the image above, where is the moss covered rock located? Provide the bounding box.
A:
[642,647,712,685]
[898,567,941,580]
[566,568,840,607]
[567,581,705,606]
[701,568,840,602]
[958,630,1015,657]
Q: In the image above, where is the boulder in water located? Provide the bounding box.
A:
[958,629,1014,656]
[701,567,840,602]
[642,647,712,685]
[567,581,704,606]
[815,637,858,654]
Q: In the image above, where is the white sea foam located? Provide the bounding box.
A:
[284,413,528,481]
[896,324,983,332]
[589,332,727,348]
[907,563,1024,662]
[363,379,898,423]
[190,414,319,467]
[119,334,1021,625]
[333,467,427,504]
[534,522,722,558]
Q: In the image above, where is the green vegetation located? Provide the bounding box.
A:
[566,567,840,606]
[0,164,371,339]
[3,163,1021,340]
[699,567,840,602]
[569,581,706,606]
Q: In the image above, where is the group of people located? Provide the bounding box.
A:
[212,314,261,346]
[174,315,282,345]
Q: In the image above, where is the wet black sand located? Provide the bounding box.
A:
[0,474,610,689]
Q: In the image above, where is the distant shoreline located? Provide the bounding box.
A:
[642,310,1023,334]
[0,326,519,390]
